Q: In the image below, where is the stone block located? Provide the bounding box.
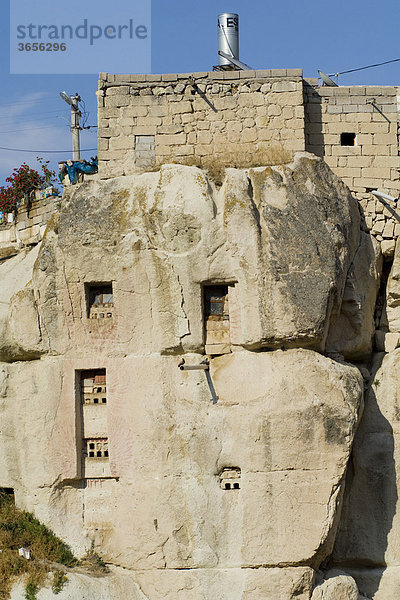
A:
[145,74,162,82]
[361,144,390,156]
[148,105,169,117]
[272,81,299,92]
[170,101,193,114]
[105,95,131,108]
[161,74,178,82]
[267,69,287,77]
[158,125,184,134]
[109,137,135,151]
[327,105,343,114]
[157,133,187,145]
[132,126,157,136]
[361,167,391,179]
[107,86,130,96]
[381,239,396,259]
[197,131,212,144]
[383,221,395,239]
[98,138,109,151]
[371,220,385,234]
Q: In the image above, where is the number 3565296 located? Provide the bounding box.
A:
[18,43,66,51]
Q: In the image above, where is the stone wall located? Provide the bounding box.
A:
[304,81,400,199]
[98,71,400,211]
[0,195,58,256]
[97,69,305,179]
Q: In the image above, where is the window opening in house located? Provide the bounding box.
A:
[81,369,107,405]
[340,132,356,146]
[85,438,109,460]
[203,284,232,355]
[219,467,241,490]
[87,283,114,319]
[135,135,156,170]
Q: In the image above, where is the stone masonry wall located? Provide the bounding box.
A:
[0,195,58,255]
[97,71,400,253]
[304,81,400,197]
[97,69,305,179]
[304,81,400,253]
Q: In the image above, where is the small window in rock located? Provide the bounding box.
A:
[85,438,109,460]
[203,284,233,355]
[219,467,241,490]
[0,488,15,501]
[340,132,356,146]
[81,369,107,405]
[86,283,114,319]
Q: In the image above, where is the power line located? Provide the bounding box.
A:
[0,123,67,134]
[0,97,56,108]
[0,109,63,120]
[0,146,97,153]
[330,57,400,77]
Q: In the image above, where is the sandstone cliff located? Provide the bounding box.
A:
[0,153,394,598]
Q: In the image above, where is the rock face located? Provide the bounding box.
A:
[332,350,400,599]
[325,233,382,360]
[0,154,371,599]
[311,569,360,600]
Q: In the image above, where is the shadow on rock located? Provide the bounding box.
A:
[331,353,397,598]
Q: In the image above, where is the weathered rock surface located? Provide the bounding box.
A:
[326,233,382,360]
[0,244,42,361]
[0,155,367,599]
[311,569,360,600]
[332,350,400,598]
[1,351,362,569]
[10,565,315,600]
[23,154,360,358]
[386,236,400,332]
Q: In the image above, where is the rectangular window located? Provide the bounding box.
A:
[203,284,232,355]
[205,286,229,318]
[81,369,107,405]
[135,135,155,169]
[86,283,114,319]
[340,132,356,146]
[84,438,109,460]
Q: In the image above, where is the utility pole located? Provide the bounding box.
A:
[60,91,81,161]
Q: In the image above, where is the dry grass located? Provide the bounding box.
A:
[0,492,76,599]
[164,144,293,185]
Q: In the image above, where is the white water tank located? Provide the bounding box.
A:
[218,13,239,67]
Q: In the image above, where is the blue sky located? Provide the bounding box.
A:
[1,0,400,187]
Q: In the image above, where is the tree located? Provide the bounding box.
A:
[0,158,58,215]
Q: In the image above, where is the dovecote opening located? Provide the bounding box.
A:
[86,283,114,319]
[340,132,356,146]
[203,284,233,355]
[76,368,111,479]
[219,467,241,490]
[81,369,107,405]
[85,438,109,460]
